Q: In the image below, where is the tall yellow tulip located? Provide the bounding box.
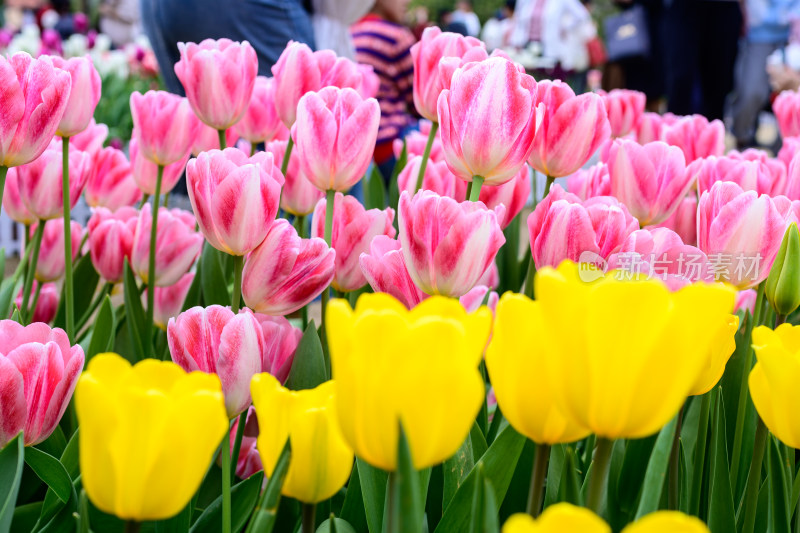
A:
[689,314,739,396]
[620,511,710,533]
[75,353,228,521]
[250,373,353,503]
[327,293,492,471]
[749,324,800,448]
[501,504,611,533]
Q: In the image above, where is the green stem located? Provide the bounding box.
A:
[230,410,247,482]
[281,137,294,177]
[145,165,164,352]
[522,255,536,298]
[231,255,244,313]
[25,280,42,324]
[586,438,614,513]
[741,417,769,533]
[668,405,685,510]
[20,221,45,321]
[0,166,8,216]
[414,122,438,192]
[386,470,398,533]
[321,190,335,325]
[250,143,257,157]
[163,191,170,209]
[62,136,74,340]
[776,314,788,327]
[218,129,227,150]
[543,175,556,198]
[468,175,484,202]
[15,229,33,287]
[301,305,308,330]
[294,214,305,237]
[138,194,150,209]
[301,503,316,533]
[222,429,232,533]
[689,392,712,516]
[527,442,551,517]
[124,521,140,533]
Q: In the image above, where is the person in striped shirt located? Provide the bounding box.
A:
[351,0,418,180]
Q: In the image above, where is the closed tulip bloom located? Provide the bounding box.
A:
[51,56,101,137]
[527,185,639,269]
[535,261,735,439]
[566,162,611,201]
[227,406,263,479]
[131,204,203,287]
[14,281,58,324]
[85,146,142,210]
[147,272,195,330]
[478,165,532,228]
[356,64,380,99]
[175,38,258,130]
[621,512,710,533]
[653,194,697,246]
[606,139,692,225]
[736,289,758,316]
[774,90,800,138]
[784,152,800,200]
[233,76,283,144]
[411,26,485,122]
[360,235,427,309]
[34,219,82,282]
[17,141,90,220]
[252,314,300,384]
[130,91,195,166]
[87,206,138,283]
[528,80,610,178]
[292,86,380,192]
[311,193,396,292]
[327,293,491,470]
[487,293,591,445]
[397,155,467,200]
[68,119,108,157]
[129,137,189,196]
[190,120,240,156]
[728,148,787,191]
[692,155,786,197]
[75,353,227,521]
[187,148,284,256]
[662,115,725,163]
[251,373,353,502]
[438,57,541,185]
[0,53,71,167]
[168,305,264,418]
[2,167,35,224]
[502,505,610,533]
[690,314,739,396]
[779,137,800,169]
[697,181,792,288]
[242,219,335,315]
[394,122,445,162]
[266,140,323,216]
[635,112,666,145]
[601,89,646,138]
[399,190,506,297]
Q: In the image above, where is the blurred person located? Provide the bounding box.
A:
[100,0,142,47]
[411,6,434,40]
[140,0,315,95]
[439,8,469,36]
[481,1,515,51]
[542,0,594,91]
[510,0,546,48]
[768,42,800,91]
[452,0,481,37]
[312,0,373,59]
[351,0,417,180]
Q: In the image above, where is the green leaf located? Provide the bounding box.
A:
[35,426,67,459]
[768,437,790,533]
[443,423,481,509]
[10,501,42,533]
[634,416,678,519]
[24,448,72,504]
[357,459,387,533]
[316,517,357,533]
[285,321,327,390]
[708,389,735,533]
[616,434,658,516]
[559,447,582,506]
[9,306,20,324]
[364,165,387,210]
[467,464,499,533]
[245,441,291,533]
[190,472,263,533]
[426,465,444,532]
[123,259,148,360]
[87,295,115,361]
[77,490,89,533]
[54,254,100,330]
[339,463,369,533]
[0,278,20,320]
[389,144,406,211]
[0,435,25,533]
[38,429,80,528]
[181,263,203,312]
[391,425,424,533]
[497,214,523,294]
[200,243,230,306]
[153,501,191,533]
[435,425,526,533]
[499,439,535,523]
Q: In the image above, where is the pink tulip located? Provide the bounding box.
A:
[292,86,380,192]
[187,148,283,256]
[635,112,665,144]
[778,137,800,169]
[17,140,90,221]
[662,115,725,163]
[729,149,788,195]
[34,218,82,282]
[265,140,323,216]
[190,120,240,156]
[459,285,499,314]
[697,181,792,288]
[242,219,335,315]
[735,289,757,316]
[316,51,364,91]
[174,38,258,130]
[393,121,445,162]
[168,305,264,417]
[0,321,83,447]
[147,272,195,330]
[527,185,639,269]
[0,53,71,167]
[411,26,486,122]
[601,89,645,138]
[566,162,611,201]
[654,194,698,246]
[438,57,540,186]
[310,193,396,292]
[129,137,189,196]
[399,190,505,297]
[478,164,531,228]
[605,139,691,225]
[2,167,35,224]
[130,90,195,166]
[67,118,108,157]
[774,90,800,138]
[131,204,203,287]
[692,155,785,197]
[528,80,610,177]
[783,151,800,200]
[228,407,263,479]
[51,56,101,137]
[252,314,300,384]
[233,76,283,144]
[84,146,142,210]
[87,206,138,283]
[396,155,467,200]
[14,281,58,324]
[359,235,427,308]
[356,64,380,99]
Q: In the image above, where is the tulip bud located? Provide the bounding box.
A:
[765,222,800,316]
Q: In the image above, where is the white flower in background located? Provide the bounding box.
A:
[63,33,89,58]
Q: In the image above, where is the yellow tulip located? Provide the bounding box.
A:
[75,353,228,521]
[250,373,353,503]
[327,293,491,471]
[501,504,610,533]
[535,261,735,439]
[486,293,590,444]
[690,314,739,396]
[749,324,800,448]
[620,511,710,532]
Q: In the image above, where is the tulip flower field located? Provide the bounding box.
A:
[6,26,800,533]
